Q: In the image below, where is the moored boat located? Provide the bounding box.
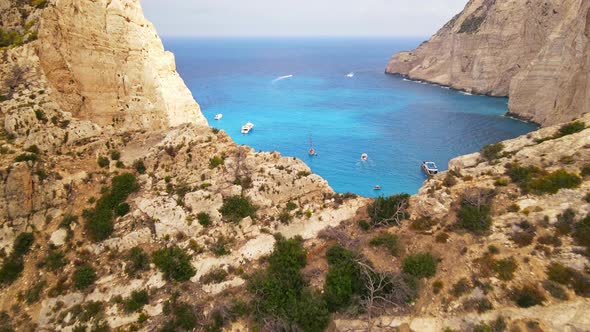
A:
[421,161,438,176]
[241,122,254,134]
[214,114,223,120]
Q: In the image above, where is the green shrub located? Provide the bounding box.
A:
[443,173,458,187]
[582,164,590,177]
[527,170,581,195]
[286,201,297,211]
[278,209,292,224]
[481,143,504,161]
[25,145,40,154]
[219,195,257,222]
[402,252,438,279]
[451,278,470,297]
[209,156,224,169]
[494,257,518,281]
[199,268,228,284]
[556,121,585,138]
[210,236,231,256]
[125,247,149,277]
[152,246,195,281]
[73,264,97,290]
[110,150,121,160]
[369,233,401,256]
[463,297,493,313]
[133,160,146,174]
[367,194,410,228]
[15,153,38,162]
[574,215,590,248]
[472,317,507,332]
[25,280,47,304]
[97,156,109,168]
[0,257,24,284]
[114,203,130,216]
[197,212,212,227]
[123,290,149,313]
[60,214,78,229]
[511,285,545,308]
[324,245,362,311]
[555,208,577,235]
[248,235,329,331]
[13,232,34,256]
[456,191,493,234]
[358,219,370,231]
[44,250,67,271]
[84,173,139,241]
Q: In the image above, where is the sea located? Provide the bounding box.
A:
[163,37,537,197]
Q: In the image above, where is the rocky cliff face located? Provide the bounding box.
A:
[386,0,590,126]
[37,0,208,130]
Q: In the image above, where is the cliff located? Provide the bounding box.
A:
[386,0,590,126]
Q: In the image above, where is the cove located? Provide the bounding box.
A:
[164,37,537,197]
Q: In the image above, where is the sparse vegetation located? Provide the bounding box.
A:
[219,195,256,222]
[511,285,545,308]
[125,247,149,278]
[367,194,410,228]
[197,212,212,227]
[43,250,67,271]
[324,245,363,311]
[574,214,590,248]
[493,257,518,281]
[0,232,34,285]
[481,142,504,161]
[133,160,146,174]
[402,252,437,279]
[369,233,401,256]
[451,278,470,297]
[209,156,224,169]
[506,164,581,194]
[199,268,228,284]
[152,246,195,281]
[97,156,109,168]
[123,290,150,313]
[456,188,494,234]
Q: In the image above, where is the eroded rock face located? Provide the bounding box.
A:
[386,0,589,126]
[37,0,207,131]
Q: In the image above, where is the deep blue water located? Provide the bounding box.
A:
[164,38,537,197]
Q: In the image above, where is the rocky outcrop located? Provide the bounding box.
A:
[37,0,207,131]
[386,0,590,126]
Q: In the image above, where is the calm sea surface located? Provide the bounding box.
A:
[164,37,537,197]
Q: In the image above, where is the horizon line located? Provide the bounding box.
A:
[159,35,429,39]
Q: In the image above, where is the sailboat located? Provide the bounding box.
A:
[308,134,317,156]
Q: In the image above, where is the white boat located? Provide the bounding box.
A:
[346,72,355,78]
[241,122,254,134]
[373,185,382,191]
[361,153,368,161]
[421,161,439,176]
[214,114,223,120]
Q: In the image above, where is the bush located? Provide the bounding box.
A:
[556,121,585,138]
[451,278,470,297]
[44,250,68,271]
[97,156,109,168]
[219,195,257,222]
[133,160,146,174]
[248,235,329,331]
[15,153,38,162]
[410,217,436,231]
[286,201,297,211]
[197,212,212,227]
[358,220,370,231]
[574,215,590,248]
[472,317,507,332]
[123,290,149,313]
[555,208,577,235]
[199,268,228,284]
[481,143,504,161]
[12,232,34,256]
[402,253,438,279]
[278,209,292,224]
[369,233,401,256]
[152,246,195,281]
[125,247,149,277]
[367,194,410,228]
[114,203,130,216]
[443,173,457,187]
[463,297,493,313]
[511,285,545,308]
[110,150,121,160]
[162,299,197,331]
[84,173,139,241]
[210,236,231,256]
[494,257,518,281]
[25,280,47,304]
[547,262,590,297]
[209,156,224,169]
[73,264,97,290]
[324,245,362,311]
[456,190,493,234]
[527,170,581,195]
[0,257,24,285]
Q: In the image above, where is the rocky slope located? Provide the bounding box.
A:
[386,0,590,126]
[0,0,589,331]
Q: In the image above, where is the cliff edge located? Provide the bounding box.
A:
[386,0,590,126]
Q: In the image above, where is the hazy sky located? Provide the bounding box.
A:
[140,0,468,37]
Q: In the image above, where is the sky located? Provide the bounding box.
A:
[140,0,468,37]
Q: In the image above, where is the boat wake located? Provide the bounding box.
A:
[272,74,294,84]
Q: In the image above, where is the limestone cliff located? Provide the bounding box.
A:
[386,0,590,126]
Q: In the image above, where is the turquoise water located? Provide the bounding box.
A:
[165,38,537,197]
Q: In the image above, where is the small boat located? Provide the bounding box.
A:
[346,72,355,78]
[308,134,317,156]
[421,161,439,176]
[241,122,254,134]
[361,153,368,161]
[373,185,382,191]
[214,114,223,120]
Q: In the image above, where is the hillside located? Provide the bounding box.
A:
[386,0,590,126]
